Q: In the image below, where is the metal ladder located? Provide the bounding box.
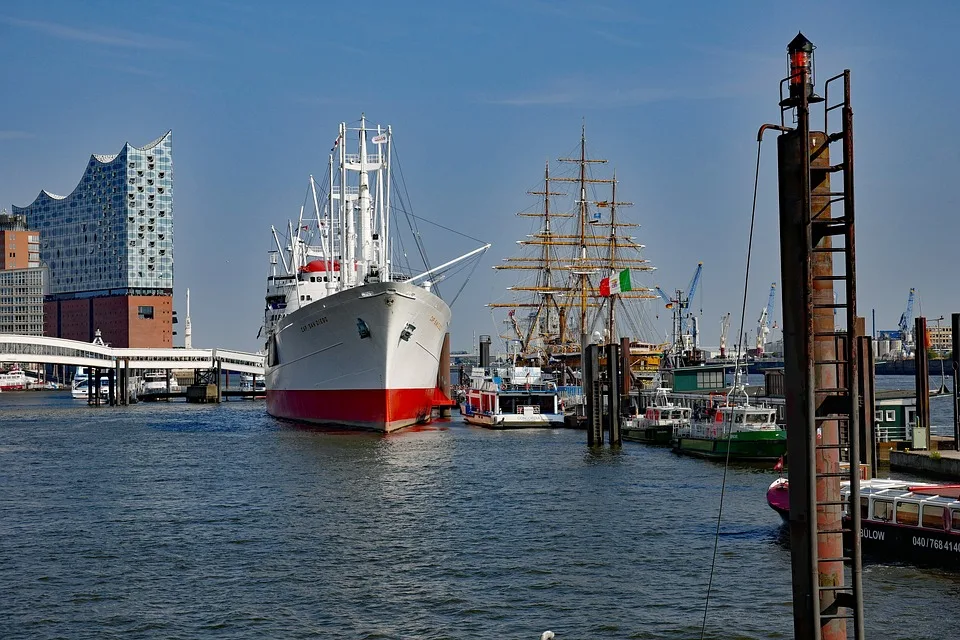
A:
[807,70,866,640]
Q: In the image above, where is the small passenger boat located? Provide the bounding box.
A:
[622,386,691,445]
[766,477,960,567]
[459,366,564,428]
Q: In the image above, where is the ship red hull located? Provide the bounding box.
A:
[267,388,437,432]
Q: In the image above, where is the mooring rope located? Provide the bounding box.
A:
[699,138,764,640]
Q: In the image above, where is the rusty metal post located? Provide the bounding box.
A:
[810,128,846,640]
[915,316,930,442]
[777,82,846,640]
[439,333,452,417]
[620,336,631,396]
[857,335,876,477]
[606,342,621,446]
[778,124,820,640]
[953,313,960,450]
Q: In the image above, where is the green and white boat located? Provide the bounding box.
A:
[672,388,785,462]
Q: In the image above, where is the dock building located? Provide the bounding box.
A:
[0,211,45,335]
[12,132,174,347]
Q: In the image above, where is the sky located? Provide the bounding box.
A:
[1,1,958,355]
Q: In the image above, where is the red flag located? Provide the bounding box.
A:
[773,455,784,472]
[599,275,611,297]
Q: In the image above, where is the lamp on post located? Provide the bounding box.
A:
[781,32,824,107]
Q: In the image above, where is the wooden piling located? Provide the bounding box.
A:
[584,343,602,446]
[606,342,621,446]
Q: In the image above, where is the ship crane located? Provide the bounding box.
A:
[719,312,731,358]
[654,261,703,360]
[755,282,777,356]
[898,287,917,357]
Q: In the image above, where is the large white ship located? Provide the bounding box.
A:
[262,115,488,432]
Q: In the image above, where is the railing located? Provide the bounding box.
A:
[0,333,264,374]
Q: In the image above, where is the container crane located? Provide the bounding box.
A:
[655,262,703,359]
[719,312,731,358]
[898,287,916,357]
[755,283,776,356]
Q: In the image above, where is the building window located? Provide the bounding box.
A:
[885,410,896,423]
[138,305,155,320]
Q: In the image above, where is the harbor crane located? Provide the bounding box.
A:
[755,282,777,356]
[898,287,917,357]
[719,312,731,358]
[655,262,703,360]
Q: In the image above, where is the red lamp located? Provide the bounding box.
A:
[782,32,823,106]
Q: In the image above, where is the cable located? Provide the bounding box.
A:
[699,138,763,640]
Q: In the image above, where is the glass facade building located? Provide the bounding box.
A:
[13,131,173,296]
[12,132,175,347]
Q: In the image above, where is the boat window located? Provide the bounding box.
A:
[734,413,744,424]
[953,510,960,531]
[895,501,919,526]
[921,505,946,529]
[746,413,768,424]
[860,497,869,520]
[873,499,893,522]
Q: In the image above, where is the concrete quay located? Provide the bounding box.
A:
[890,440,960,480]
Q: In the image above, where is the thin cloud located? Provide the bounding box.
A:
[483,79,691,108]
[1,16,190,51]
[0,130,33,141]
[592,29,645,48]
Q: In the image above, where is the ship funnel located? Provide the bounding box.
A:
[479,334,491,369]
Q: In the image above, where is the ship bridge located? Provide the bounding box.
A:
[0,334,264,375]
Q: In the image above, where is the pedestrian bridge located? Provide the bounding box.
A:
[0,334,264,375]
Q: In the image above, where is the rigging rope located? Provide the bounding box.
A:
[699,138,764,640]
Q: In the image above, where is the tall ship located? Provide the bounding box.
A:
[262,115,488,432]
[488,126,666,396]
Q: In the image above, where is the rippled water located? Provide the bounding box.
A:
[1,387,959,639]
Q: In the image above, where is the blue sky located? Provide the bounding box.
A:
[1,1,957,354]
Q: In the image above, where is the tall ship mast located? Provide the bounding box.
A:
[262,114,489,431]
[491,126,663,381]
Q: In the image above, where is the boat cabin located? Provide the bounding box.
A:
[708,403,779,430]
[844,481,960,534]
[463,366,560,417]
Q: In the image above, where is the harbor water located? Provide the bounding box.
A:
[2,378,959,639]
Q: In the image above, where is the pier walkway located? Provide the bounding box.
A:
[0,333,264,375]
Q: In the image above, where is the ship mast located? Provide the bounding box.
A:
[491,124,659,370]
[555,124,612,349]
[601,170,634,343]
[491,162,568,365]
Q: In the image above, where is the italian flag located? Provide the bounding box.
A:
[599,269,632,296]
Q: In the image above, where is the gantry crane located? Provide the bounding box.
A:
[755,283,777,356]
[719,312,731,358]
[898,288,916,357]
[655,262,703,362]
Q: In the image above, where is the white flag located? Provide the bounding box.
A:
[371,134,387,144]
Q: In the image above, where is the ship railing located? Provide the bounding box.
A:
[500,382,555,392]
[343,154,382,166]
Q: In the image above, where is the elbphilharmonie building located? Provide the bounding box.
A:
[13,132,175,347]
